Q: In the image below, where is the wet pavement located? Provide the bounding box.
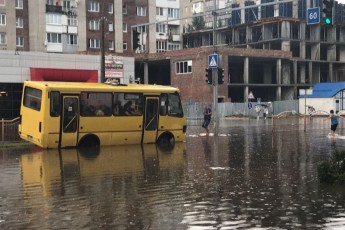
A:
[1,117,345,229]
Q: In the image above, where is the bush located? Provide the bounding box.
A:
[318,150,345,184]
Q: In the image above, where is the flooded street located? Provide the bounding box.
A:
[1,117,345,229]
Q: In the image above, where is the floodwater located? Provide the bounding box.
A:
[1,117,345,229]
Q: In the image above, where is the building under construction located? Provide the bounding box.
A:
[147,0,345,103]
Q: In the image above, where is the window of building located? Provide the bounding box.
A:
[137,25,146,33]
[168,8,179,19]
[89,38,100,48]
[156,40,167,52]
[89,19,99,30]
[0,14,6,25]
[16,36,24,47]
[108,22,113,32]
[108,3,113,14]
[16,17,23,28]
[0,0,5,6]
[46,14,61,25]
[123,5,127,14]
[15,0,23,9]
[168,44,180,50]
[109,40,114,50]
[123,41,127,50]
[156,7,163,16]
[176,60,192,74]
[156,23,165,33]
[46,0,54,5]
[137,6,146,16]
[123,23,127,32]
[68,34,77,45]
[0,33,6,44]
[88,1,99,12]
[68,16,77,26]
[47,33,62,43]
[62,0,71,11]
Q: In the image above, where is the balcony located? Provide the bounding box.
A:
[46,4,62,14]
[169,34,180,42]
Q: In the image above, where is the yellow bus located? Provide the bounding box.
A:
[19,81,187,148]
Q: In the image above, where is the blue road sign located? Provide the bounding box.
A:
[248,102,252,109]
[208,54,218,69]
[307,7,320,25]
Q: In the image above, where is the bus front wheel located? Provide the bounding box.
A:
[157,133,175,151]
[78,134,100,148]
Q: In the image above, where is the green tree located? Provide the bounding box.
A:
[192,15,205,31]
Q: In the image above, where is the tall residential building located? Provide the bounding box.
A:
[0,0,181,55]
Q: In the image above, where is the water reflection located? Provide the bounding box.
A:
[2,118,345,229]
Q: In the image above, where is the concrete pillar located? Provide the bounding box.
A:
[276,59,281,84]
[330,62,333,82]
[281,62,290,84]
[281,21,290,40]
[293,60,298,84]
[276,59,281,100]
[244,57,249,84]
[144,62,149,84]
[244,57,249,102]
[311,44,320,60]
[240,1,245,24]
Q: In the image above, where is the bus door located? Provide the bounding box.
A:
[142,97,159,144]
[60,96,79,148]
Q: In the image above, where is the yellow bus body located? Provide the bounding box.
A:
[19,81,187,148]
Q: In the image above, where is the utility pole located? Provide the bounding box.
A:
[100,16,106,83]
[212,0,219,135]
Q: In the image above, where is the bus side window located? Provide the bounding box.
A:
[168,93,183,117]
[23,87,42,111]
[159,93,168,116]
[50,91,60,117]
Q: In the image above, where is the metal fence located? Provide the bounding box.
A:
[1,117,22,144]
[184,100,299,119]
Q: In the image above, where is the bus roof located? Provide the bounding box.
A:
[24,81,180,93]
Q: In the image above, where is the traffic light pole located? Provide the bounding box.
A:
[212,7,219,135]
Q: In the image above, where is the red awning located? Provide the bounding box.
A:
[30,68,98,82]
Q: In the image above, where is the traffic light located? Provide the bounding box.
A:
[132,29,140,50]
[322,0,334,25]
[218,68,224,84]
[205,68,212,85]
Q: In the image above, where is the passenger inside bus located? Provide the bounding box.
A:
[113,101,122,115]
[123,101,133,115]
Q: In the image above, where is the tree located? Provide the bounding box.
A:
[192,15,205,31]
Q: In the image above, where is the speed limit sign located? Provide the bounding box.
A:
[307,7,320,25]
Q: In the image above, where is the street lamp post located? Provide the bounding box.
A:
[100,17,106,83]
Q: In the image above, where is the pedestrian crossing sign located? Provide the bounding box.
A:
[248,91,255,99]
[208,54,218,68]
